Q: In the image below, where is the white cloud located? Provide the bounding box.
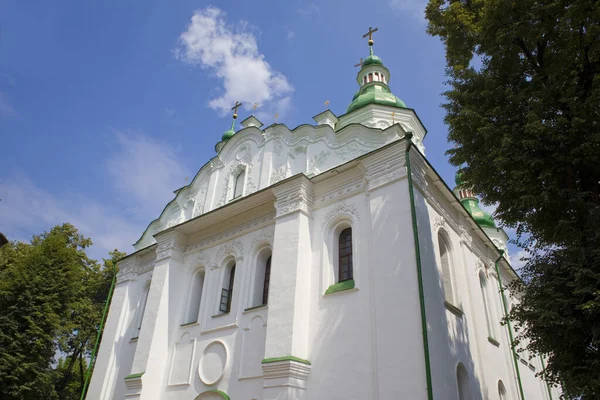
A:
[0,91,18,119]
[296,3,320,17]
[389,0,427,23]
[0,131,192,259]
[510,249,529,270]
[106,131,192,216]
[176,7,293,115]
[0,174,140,259]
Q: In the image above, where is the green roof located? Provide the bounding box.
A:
[461,198,496,228]
[362,54,383,67]
[221,120,236,141]
[347,84,407,113]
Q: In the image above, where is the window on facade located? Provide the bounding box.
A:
[479,271,496,339]
[219,263,236,313]
[438,232,454,305]
[457,364,471,400]
[338,228,353,282]
[184,270,205,324]
[368,73,373,82]
[382,74,386,83]
[233,168,245,199]
[134,282,151,338]
[363,76,367,85]
[262,256,272,305]
[498,380,507,400]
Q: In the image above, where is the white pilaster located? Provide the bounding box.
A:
[262,176,313,400]
[125,231,185,399]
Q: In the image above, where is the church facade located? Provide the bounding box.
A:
[87,40,559,400]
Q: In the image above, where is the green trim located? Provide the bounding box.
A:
[180,320,198,327]
[405,133,434,400]
[80,267,118,400]
[444,301,464,317]
[494,252,526,400]
[539,356,554,400]
[205,390,230,400]
[487,336,500,347]
[262,356,311,365]
[324,279,355,295]
[124,372,145,380]
[244,304,267,312]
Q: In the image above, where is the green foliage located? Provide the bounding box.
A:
[426,0,600,397]
[0,224,123,400]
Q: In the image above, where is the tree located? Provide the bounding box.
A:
[0,224,123,400]
[425,0,600,397]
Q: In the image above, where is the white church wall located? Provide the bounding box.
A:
[88,133,559,400]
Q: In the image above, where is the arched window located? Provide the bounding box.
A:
[251,249,272,307]
[438,232,455,304]
[479,271,496,339]
[262,256,271,305]
[338,228,353,282]
[133,281,151,338]
[368,73,373,82]
[363,76,367,85]
[183,270,205,324]
[457,363,471,400]
[219,262,236,313]
[498,380,507,400]
[233,168,245,199]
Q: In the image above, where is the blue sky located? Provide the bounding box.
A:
[0,0,521,263]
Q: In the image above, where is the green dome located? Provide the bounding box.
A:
[221,128,235,141]
[347,84,407,113]
[461,198,496,228]
[362,54,383,67]
[455,170,465,187]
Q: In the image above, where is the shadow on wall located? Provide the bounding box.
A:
[415,186,487,400]
[305,182,485,399]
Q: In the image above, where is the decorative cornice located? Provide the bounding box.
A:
[185,215,274,255]
[261,357,312,389]
[249,228,274,255]
[272,177,314,218]
[215,239,244,264]
[314,176,366,209]
[321,200,360,231]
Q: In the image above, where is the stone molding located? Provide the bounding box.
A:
[185,215,274,255]
[361,147,407,191]
[314,176,366,209]
[155,232,185,263]
[272,177,314,218]
[262,359,312,390]
[215,239,244,264]
[321,200,360,231]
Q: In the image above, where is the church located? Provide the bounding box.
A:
[87,30,560,400]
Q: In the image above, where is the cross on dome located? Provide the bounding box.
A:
[231,101,242,119]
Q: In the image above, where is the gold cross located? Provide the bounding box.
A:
[362,26,379,45]
[252,102,259,112]
[274,113,279,122]
[391,112,396,124]
[354,58,363,68]
[184,176,189,182]
[231,101,242,119]
[324,100,330,109]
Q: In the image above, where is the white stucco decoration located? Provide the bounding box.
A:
[198,340,228,386]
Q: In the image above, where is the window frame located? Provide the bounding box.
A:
[437,229,457,306]
[338,227,353,282]
[182,269,205,325]
[219,261,236,314]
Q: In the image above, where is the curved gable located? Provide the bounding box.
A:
[133,120,406,251]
